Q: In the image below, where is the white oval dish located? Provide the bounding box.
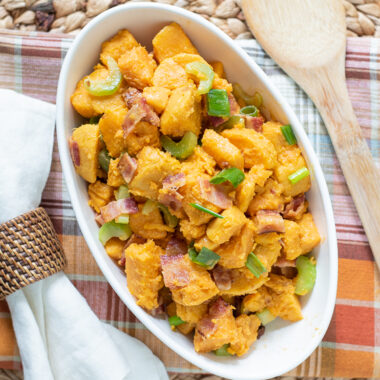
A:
[56,3,337,379]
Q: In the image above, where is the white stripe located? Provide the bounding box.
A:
[14,36,22,93]
[336,298,380,309]
[322,341,380,353]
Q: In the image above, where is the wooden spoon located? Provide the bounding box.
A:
[242,0,380,269]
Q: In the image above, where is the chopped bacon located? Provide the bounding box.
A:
[257,325,265,339]
[69,137,80,166]
[165,237,188,256]
[117,153,137,183]
[100,198,138,223]
[95,213,105,226]
[208,116,225,127]
[282,194,306,220]
[122,88,160,137]
[274,256,296,268]
[212,266,232,291]
[158,173,186,212]
[255,209,285,234]
[245,116,264,132]
[196,297,230,338]
[199,178,232,209]
[160,254,190,289]
[228,93,240,115]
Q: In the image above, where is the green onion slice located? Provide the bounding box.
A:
[142,200,158,215]
[98,149,111,172]
[185,61,215,95]
[210,167,245,188]
[160,131,198,160]
[256,308,276,326]
[84,56,122,97]
[89,115,101,124]
[215,115,245,132]
[207,89,230,118]
[115,214,129,224]
[288,167,310,185]
[98,221,132,246]
[245,252,266,278]
[189,203,224,219]
[281,124,297,145]
[214,344,232,356]
[295,256,317,296]
[240,105,258,117]
[158,204,178,228]
[168,315,185,327]
[115,184,130,200]
[188,246,220,269]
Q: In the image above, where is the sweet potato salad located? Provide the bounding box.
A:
[69,22,321,357]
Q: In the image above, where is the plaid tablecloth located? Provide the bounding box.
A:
[0,29,379,378]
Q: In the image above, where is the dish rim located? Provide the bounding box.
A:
[56,3,338,379]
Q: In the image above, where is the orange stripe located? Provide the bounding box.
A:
[0,318,17,356]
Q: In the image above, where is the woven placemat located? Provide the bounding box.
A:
[0,207,66,299]
[0,0,379,39]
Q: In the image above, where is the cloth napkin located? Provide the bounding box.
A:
[0,30,379,379]
[0,89,168,380]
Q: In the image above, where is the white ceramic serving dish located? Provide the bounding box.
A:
[56,3,337,379]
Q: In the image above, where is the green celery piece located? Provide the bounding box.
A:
[160,131,198,160]
[116,185,130,200]
[84,56,122,96]
[232,83,262,107]
[295,255,317,295]
[98,221,132,245]
[256,308,276,326]
[115,214,129,224]
[98,149,111,172]
[158,204,178,228]
[142,200,158,215]
[214,344,232,356]
[186,61,215,95]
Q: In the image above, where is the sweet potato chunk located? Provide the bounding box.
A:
[282,220,302,260]
[262,121,289,151]
[125,240,164,310]
[161,254,218,306]
[125,121,161,156]
[254,233,282,272]
[99,106,128,158]
[153,22,198,63]
[202,129,244,170]
[181,146,216,177]
[229,314,261,356]
[176,302,208,325]
[129,146,181,200]
[216,220,255,269]
[105,237,125,260]
[160,86,202,137]
[100,29,139,64]
[298,213,321,254]
[142,86,171,114]
[167,302,196,335]
[71,123,100,183]
[129,204,171,240]
[206,206,247,245]
[222,128,277,169]
[88,180,114,213]
[180,219,206,242]
[118,46,157,90]
[152,58,189,90]
[242,286,272,313]
[194,297,236,353]
[275,145,311,197]
[107,158,125,187]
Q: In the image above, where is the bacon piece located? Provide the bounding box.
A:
[165,236,188,256]
[282,194,306,220]
[199,178,232,209]
[100,198,138,223]
[158,173,186,212]
[122,88,160,137]
[255,209,285,234]
[245,116,264,132]
[228,93,240,115]
[274,256,296,268]
[212,265,232,291]
[257,325,265,339]
[196,297,230,338]
[69,137,80,166]
[160,254,190,289]
[117,153,137,183]
[95,213,105,226]
[208,116,225,127]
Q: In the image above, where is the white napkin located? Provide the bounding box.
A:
[0,89,168,380]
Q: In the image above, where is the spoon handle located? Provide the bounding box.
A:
[310,65,380,269]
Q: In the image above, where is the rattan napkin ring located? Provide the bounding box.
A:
[0,207,66,299]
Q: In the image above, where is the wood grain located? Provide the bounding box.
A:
[243,0,380,270]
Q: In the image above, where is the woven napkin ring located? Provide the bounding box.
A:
[0,207,66,300]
